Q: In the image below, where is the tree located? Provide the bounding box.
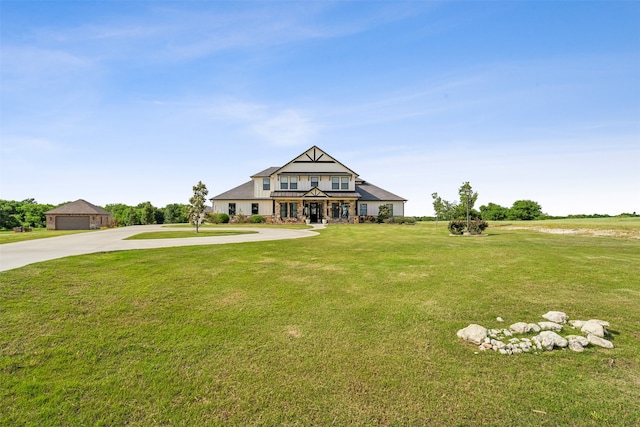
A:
[137,201,156,225]
[458,182,478,231]
[480,202,509,221]
[189,181,209,233]
[431,193,445,224]
[164,203,188,224]
[508,200,543,220]
[377,204,391,223]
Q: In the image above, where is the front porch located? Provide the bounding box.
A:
[273,198,358,224]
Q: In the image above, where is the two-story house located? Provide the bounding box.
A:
[211,146,407,223]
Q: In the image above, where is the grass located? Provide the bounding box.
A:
[1,219,639,426]
[0,228,91,244]
[166,223,312,229]
[125,230,258,240]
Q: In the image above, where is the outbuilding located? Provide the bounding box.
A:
[45,199,112,230]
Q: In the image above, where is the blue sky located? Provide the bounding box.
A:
[1,1,639,216]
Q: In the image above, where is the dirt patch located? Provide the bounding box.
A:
[503,226,640,239]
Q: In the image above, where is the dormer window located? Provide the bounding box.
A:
[263,178,270,191]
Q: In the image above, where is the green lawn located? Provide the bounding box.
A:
[1,220,639,425]
[0,228,91,244]
[125,230,258,240]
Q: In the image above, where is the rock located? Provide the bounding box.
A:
[542,311,569,324]
[566,335,589,347]
[587,334,614,349]
[481,342,493,349]
[536,331,568,350]
[528,323,541,333]
[503,329,513,337]
[568,341,585,352]
[510,322,530,334]
[492,340,506,349]
[581,320,606,338]
[538,321,563,331]
[589,319,610,327]
[569,320,585,328]
[496,317,504,322]
[457,324,488,345]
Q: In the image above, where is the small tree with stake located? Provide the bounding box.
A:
[189,181,209,233]
[458,181,477,234]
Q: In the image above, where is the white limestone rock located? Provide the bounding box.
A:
[496,317,504,322]
[528,323,541,333]
[568,341,585,352]
[581,320,606,338]
[457,324,488,345]
[510,322,530,334]
[536,331,568,351]
[590,319,611,327]
[566,335,589,347]
[569,320,585,328]
[542,311,569,324]
[538,321,563,332]
[587,334,614,349]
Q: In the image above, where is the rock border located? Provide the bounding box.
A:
[457,311,614,355]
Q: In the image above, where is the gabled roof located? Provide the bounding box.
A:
[46,199,111,215]
[273,145,359,177]
[356,181,407,202]
[212,181,257,200]
[251,167,280,178]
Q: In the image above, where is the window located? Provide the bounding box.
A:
[263,178,270,191]
[280,176,289,190]
[360,203,367,216]
[290,176,298,190]
[341,177,349,190]
[332,177,339,190]
[341,203,349,218]
[280,202,298,218]
[311,177,319,187]
[332,203,340,218]
[252,203,259,215]
[228,203,236,216]
[387,203,394,217]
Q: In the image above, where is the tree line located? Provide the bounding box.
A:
[0,199,192,230]
[432,182,544,222]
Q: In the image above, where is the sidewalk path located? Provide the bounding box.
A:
[0,224,324,272]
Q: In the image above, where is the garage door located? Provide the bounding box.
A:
[56,216,90,230]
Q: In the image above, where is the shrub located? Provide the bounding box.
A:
[207,213,230,224]
[395,216,417,225]
[468,217,488,234]
[234,214,248,224]
[250,215,265,223]
[448,219,466,235]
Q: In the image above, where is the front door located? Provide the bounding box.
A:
[310,202,319,223]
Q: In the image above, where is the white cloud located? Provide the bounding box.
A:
[250,109,319,146]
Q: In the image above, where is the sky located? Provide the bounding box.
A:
[1,1,639,217]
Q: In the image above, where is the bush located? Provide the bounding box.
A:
[448,219,466,235]
[250,215,265,223]
[207,213,230,224]
[395,216,417,225]
[234,214,248,224]
[468,217,488,234]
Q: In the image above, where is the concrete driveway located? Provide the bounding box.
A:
[0,224,323,272]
